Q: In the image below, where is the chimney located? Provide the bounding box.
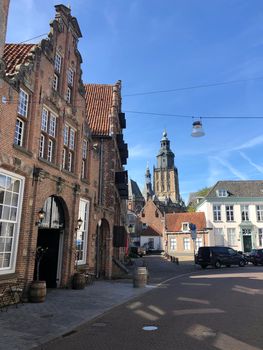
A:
[0,0,10,59]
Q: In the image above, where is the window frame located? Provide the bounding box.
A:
[75,199,90,265]
[14,118,24,146]
[54,52,62,73]
[241,205,249,221]
[213,204,221,221]
[226,205,234,222]
[0,169,24,275]
[39,106,57,163]
[170,237,177,251]
[256,205,263,222]
[17,89,29,118]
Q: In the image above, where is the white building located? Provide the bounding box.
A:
[196,181,263,252]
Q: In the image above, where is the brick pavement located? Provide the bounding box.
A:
[0,256,196,350]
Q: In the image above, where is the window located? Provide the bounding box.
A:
[170,238,177,251]
[63,125,69,146]
[39,134,45,158]
[53,74,58,91]
[76,199,90,265]
[259,229,263,247]
[66,87,71,103]
[14,89,29,146]
[217,189,228,197]
[0,170,24,274]
[182,222,189,232]
[213,205,221,221]
[195,237,202,249]
[81,140,88,179]
[17,90,28,117]
[47,140,53,162]
[241,205,249,221]
[69,129,75,150]
[62,149,66,170]
[39,107,57,163]
[68,152,72,172]
[67,68,74,86]
[14,119,24,146]
[183,238,190,250]
[63,125,76,172]
[256,205,263,221]
[227,228,237,246]
[226,205,234,221]
[54,52,62,73]
[214,228,224,246]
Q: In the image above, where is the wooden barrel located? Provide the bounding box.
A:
[72,273,85,290]
[133,267,148,288]
[29,281,46,303]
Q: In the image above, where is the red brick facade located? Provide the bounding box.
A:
[0,5,128,293]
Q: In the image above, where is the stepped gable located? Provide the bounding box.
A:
[3,43,35,75]
[84,83,114,136]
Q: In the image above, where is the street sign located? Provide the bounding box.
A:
[189,223,197,240]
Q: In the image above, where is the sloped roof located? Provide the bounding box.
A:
[3,43,36,75]
[206,180,263,198]
[166,212,206,232]
[128,179,144,199]
[84,84,114,136]
[140,225,162,237]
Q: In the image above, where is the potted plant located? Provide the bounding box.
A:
[29,246,48,303]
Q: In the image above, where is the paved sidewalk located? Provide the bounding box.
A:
[0,279,152,350]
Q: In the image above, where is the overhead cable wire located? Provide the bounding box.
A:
[123,76,263,97]
[125,110,263,119]
[17,33,49,44]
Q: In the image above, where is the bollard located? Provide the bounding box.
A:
[133,267,148,288]
[175,258,179,265]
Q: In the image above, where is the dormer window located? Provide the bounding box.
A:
[142,223,147,229]
[217,189,228,197]
[182,222,190,232]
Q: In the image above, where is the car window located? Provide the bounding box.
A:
[227,248,236,255]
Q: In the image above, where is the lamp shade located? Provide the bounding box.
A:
[191,120,205,137]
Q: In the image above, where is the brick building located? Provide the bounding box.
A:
[0,4,128,294]
[84,82,128,277]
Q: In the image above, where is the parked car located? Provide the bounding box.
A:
[247,249,263,265]
[130,246,146,257]
[195,246,246,269]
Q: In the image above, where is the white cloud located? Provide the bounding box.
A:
[233,134,263,151]
[129,144,154,159]
[213,156,247,180]
[239,152,263,174]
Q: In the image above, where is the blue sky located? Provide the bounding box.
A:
[6,0,263,202]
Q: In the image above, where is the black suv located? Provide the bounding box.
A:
[195,246,246,269]
[248,249,263,265]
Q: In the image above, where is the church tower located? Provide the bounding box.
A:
[143,164,154,201]
[153,130,180,204]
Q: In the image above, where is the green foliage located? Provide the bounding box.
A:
[187,187,211,212]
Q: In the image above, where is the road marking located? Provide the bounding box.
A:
[177,297,210,304]
[147,305,165,315]
[181,282,211,286]
[173,308,225,316]
[134,309,159,321]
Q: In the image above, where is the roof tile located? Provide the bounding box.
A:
[3,43,36,75]
[84,84,113,136]
[166,212,206,232]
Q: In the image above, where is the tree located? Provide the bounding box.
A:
[187,187,211,212]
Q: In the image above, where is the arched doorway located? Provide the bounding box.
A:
[95,219,110,278]
[34,195,66,288]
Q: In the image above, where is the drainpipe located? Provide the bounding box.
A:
[98,139,104,206]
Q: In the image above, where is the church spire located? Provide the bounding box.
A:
[143,163,154,201]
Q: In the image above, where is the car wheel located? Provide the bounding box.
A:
[201,264,207,269]
[226,264,231,268]
[239,260,245,267]
[214,260,221,269]
[253,262,258,266]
